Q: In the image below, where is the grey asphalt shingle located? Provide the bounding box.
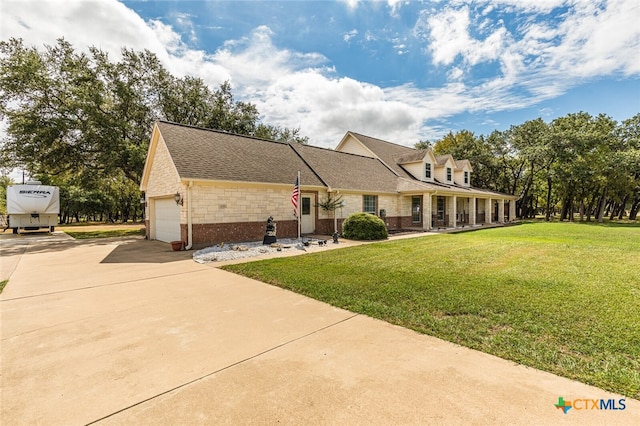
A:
[154,122,514,199]
[157,121,324,187]
[292,144,399,193]
[346,132,416,179]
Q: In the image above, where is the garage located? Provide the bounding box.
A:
[153,198,180,242]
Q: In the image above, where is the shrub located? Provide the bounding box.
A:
[341,212,388,240]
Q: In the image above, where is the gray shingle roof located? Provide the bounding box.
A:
[292,144,399,193]
[157,121,325,187]
[347,132,415,178]
[395,151,427,164]
[153,122,515,199]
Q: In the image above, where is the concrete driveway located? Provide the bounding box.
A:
[1,234,638,425]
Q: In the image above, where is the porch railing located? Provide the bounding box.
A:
[476,212,485,223]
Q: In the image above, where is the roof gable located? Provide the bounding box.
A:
[140,122,180,191]
[343,132,416,178]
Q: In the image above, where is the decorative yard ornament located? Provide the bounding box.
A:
[263,216,277,245]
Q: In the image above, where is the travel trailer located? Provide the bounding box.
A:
[6,181,59,233]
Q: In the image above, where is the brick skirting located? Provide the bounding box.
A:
[167,215,414,247]
[180,220,299,245]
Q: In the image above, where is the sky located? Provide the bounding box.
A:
[1,0,640,150]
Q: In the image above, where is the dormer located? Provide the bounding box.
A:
[395,149,437,183]
[454,160,473,187]
[434,155,456,184]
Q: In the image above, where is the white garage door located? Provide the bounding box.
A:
[154,198,180,242]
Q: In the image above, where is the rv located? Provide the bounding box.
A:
[6,181,60,233]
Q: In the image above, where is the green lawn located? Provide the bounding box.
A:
[223,222,640,398]
[63,228,145,239]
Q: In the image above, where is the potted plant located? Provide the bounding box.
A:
[170,240,183,251]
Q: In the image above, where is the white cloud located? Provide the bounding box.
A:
[424,6,506,66]
[387,0,405,17]
[340,0,360,11]
[1,0,170,62]
[343,29,358,43]
[1,0,638,151]
[415,0,640,119]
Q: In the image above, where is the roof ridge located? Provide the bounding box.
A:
[156,120,292,147]
[298,142,390,160]
[349,131,418,151]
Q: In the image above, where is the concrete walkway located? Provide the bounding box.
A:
[1,233,638,425]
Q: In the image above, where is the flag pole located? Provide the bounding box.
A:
[297,170,301,240]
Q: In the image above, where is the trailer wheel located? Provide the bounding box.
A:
[50,226,55,232]
[12,227,18,234]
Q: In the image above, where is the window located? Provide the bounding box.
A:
[412,196,422,223]
[425,163,432,179]
[301,197,311,215]
[446,167,452,181]
[437,196,445,220]
[363,195,377,215]
[464,171,469,184]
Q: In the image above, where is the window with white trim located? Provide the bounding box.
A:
[363,195,378,215]
[425,163,432,179]
[446,167,452,182]
[464,171,469,184]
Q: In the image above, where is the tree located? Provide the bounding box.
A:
[414,140,432,150]
[509,118,550,218]
[317,193,344,233]
[1,38,310,222]
[0,175,14,215]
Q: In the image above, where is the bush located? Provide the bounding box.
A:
[342,212,388,240]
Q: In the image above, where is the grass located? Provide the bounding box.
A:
[63,228,145,239]
[0,279,7,294]
[222,222,640,398]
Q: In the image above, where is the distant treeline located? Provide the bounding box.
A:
[420,112,640,222]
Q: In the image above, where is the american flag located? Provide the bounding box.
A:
[291,176,300,217]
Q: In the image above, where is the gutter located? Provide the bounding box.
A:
[185,180,193,250]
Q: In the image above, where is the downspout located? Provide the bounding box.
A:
[185,180,193,250]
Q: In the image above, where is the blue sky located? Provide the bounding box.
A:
[2,0,639,149]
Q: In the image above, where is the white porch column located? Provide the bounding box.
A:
[509,199,516,222]
[423,194,432,230]
[487,198,492,223]
[499,199,505,223]
[451,195,457,228]
[470,197,476,226]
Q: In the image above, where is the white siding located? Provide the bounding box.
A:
[337,136,375,158]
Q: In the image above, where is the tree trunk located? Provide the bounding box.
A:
[609,201,617,220]
[618,194,629,219]
[545,177,553,222]
[579,200,585,222]
[630,196,640,220]
[598,186,607,223]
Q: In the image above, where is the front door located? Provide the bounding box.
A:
[412,196,422,225]
[301,194,315,234]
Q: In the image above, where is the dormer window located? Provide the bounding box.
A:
[446,167,452,182]
[425,163,432,179]
[464,171,469,184]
